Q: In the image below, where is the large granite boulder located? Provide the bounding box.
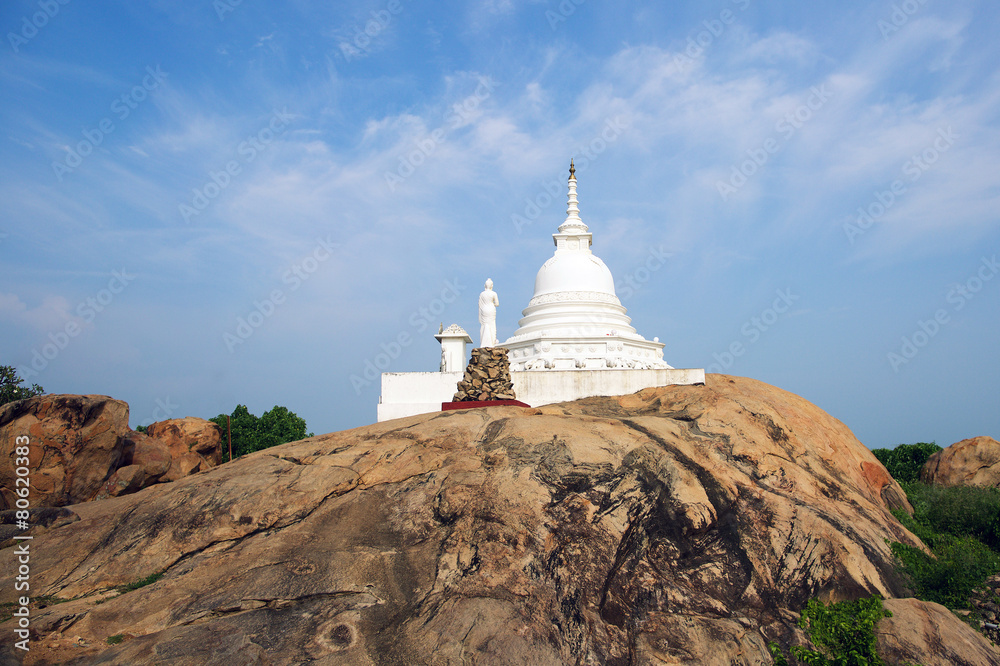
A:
[921,435,1000,488]
[1,376,994,664]
[0,395,130,509]
[0,398,227,511]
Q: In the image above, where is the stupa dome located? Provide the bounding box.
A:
[532,252,618,300]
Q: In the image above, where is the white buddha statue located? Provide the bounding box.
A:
[478,278,500,347]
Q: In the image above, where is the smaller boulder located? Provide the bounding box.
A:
[920,436,1000,488]
[100,464,147,498]
[171,452,207,479]
[145,417,223,482]
[125,431,172,480]
[878,598,1000,666]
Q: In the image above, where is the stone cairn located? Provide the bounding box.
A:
[452,347,516,401]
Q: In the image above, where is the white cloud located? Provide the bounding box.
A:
[0,293,84,332]
[743,31,820,64]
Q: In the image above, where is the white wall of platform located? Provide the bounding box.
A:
[377,368,706,422]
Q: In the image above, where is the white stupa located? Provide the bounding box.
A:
[504,160,671,371]
[376,161,704,422]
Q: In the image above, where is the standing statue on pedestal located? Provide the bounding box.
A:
[478,278,500,347]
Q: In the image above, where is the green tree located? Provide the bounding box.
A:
[257,405,309,449]
[0,365,44,407]
[769,596,892,666]
[210,404,312,458]
[870,442,941,483]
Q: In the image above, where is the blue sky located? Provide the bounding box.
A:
[1,0,997,449]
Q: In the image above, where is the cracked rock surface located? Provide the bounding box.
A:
[2,375,996,665]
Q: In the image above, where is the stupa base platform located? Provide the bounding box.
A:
[377,367,705,422]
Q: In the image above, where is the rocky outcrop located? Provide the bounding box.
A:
[0,397,225,509]
[143,417,223,482]
[877,597,1000,666]
[453,346,516,401]
[1,376,994,665]
[0,506,79,544]
[0,395,130,509]
[921,435,1000,488]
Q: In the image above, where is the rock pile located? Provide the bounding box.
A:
[969,573,1000,643]
[452,347,516,401]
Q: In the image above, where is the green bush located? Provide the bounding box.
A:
[768,596,891,666]
[901,481,1000,551]
[870,442,941,483]
[210,404,312,458]
[889,483,1000,610]
[117,571,164,593]
[890,532,1000,609]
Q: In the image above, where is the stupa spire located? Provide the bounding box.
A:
[558,159,588,234]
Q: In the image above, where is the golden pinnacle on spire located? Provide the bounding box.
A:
[558,158,587,236]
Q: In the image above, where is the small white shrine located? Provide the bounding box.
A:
[377,162,704,422]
